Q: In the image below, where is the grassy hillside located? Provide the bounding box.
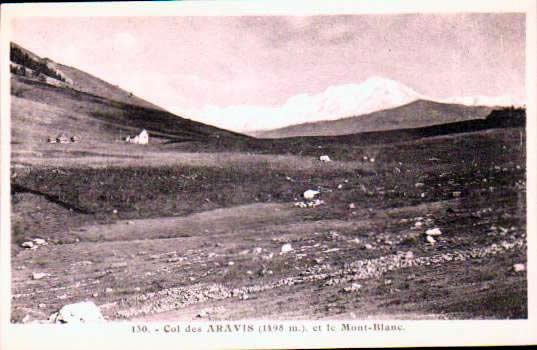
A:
[256,100,494,138]
[54,62,164,111]
[11,42,163,111]
[11,75,250,147]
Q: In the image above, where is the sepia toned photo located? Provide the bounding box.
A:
[1,1,536,349]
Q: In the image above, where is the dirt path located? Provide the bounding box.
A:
[11,197,527,322]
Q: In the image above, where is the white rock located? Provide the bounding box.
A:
[337,184,343,189]
[513,264,525,272]
[112,209,118,214]
[426,228,442,236]
[281,243,293,253]
[228,261,235,266]
[33,238,47,245]
[350,238,361,244]
[319,155,331,162]
[343,283,362,292]
[308,199,325,207]
[364,244,373,250]
[32,272,48,280]
[262,253,274,260]
[21,241,34,249]
[452,191,462,198]
[415,183,425,188]
[414,221,423,228]
[52,301,104,324]
[349,203,356,209]
[405,251,414,259]
[253,247,263,255]
[303,190,320,200]
[369,158,375,163]
[426,235,436,244]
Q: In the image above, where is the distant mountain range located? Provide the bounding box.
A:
[252,99,495,138]
[183,76,522,134]
[10,42,523,148]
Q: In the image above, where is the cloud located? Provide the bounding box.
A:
[176,76,423,132]
[113,32,139,52]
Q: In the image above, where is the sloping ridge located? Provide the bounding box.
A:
[269,107,525,147]
[256,100,494,138]
[10,42,251,146]
[11,42,162,111]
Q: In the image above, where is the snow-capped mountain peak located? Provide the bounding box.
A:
[175,76,522,132]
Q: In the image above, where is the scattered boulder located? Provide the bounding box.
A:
[319,155,331,162]
[33,238,47,246]
[262,253,274,261]
[513,263,525,272]
[253,247,263,255]
[21,241,34,249]
[349,203,356,209]
[425,228,442,236]
[426,235,436,244]
[50,301,104,324]
[343,283,362,292]
[415,183,425,188]
[350,238,361,245]
[281,243,293,254]
[308,199,324,208]
[32,272,49,280]
[303,189,320,200]
[452,191,462,198]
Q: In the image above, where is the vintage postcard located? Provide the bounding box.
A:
[1,1,536,349]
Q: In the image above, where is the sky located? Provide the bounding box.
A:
[11,13,526,131]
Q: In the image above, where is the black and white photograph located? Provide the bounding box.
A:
[1,1,536,349]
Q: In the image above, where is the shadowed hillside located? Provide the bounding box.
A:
[11,75,250,146]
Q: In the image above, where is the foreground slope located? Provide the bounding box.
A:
[255,100,494,138]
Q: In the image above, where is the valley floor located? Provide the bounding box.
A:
[10,127,527,322]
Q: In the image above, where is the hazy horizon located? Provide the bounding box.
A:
[11,13,525,131]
